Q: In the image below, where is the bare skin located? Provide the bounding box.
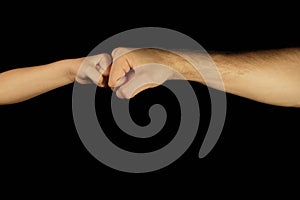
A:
[109,48,300,107]
[0,54,110,105]
[1,48,299,107]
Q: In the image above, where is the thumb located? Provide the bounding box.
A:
[116,69,158,99]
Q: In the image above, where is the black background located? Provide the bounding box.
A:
[0,2,299,196]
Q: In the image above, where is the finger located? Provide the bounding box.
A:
[85,67,103,86]
[116,71,158,99]
[114,75,128,89]
[98,53,112,76]
[109,47,142,88]
[108,56,131,88]
[130,83,159,98]
[96,54,111,87]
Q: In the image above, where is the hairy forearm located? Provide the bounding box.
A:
[181,48,300,107]
[0,58,82,105]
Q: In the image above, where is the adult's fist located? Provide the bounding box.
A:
[108,47,194,98]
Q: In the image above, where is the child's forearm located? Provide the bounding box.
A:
[0,58,82,105]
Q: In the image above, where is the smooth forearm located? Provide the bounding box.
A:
[0,58,82,105]
[183,48,300,107]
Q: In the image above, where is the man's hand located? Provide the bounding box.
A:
[108,47,199,98]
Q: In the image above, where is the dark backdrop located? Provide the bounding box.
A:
[0,2,299,196]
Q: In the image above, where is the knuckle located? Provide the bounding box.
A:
[112,47,124,58]
[108,79,115,88]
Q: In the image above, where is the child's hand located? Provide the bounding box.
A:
[75,53,111,87]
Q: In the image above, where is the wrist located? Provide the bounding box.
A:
[168,51,204,83]
[179,59,204,83]
[64,57,84,82]
[172,51,226,91]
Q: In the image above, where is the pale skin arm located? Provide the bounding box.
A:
[108,47,300,107]
[0,54,111,105]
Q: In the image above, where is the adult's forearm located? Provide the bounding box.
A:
[186,48,300,107]
[0,58,82,105]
